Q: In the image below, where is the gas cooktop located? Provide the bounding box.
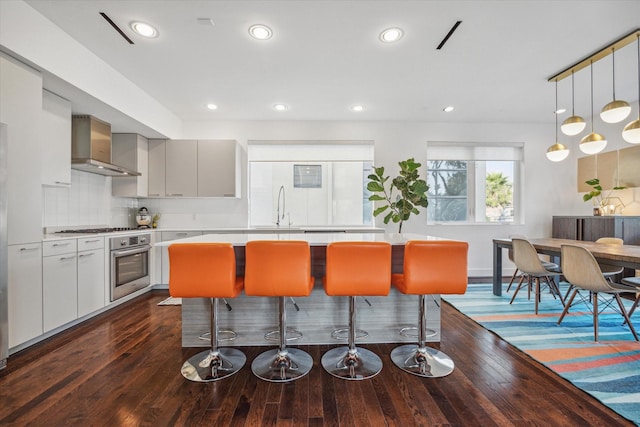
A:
[56,227,137,234]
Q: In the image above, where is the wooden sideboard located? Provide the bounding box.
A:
[552,216,640,245]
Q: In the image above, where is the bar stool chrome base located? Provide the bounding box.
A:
[251,348,313,383]
[321,346,383,380]
[399,326,437,339]
[390,344,454,378]
[181,348,246,382]
[264,327,303,342]
[199,329,237,342]
[330,327,368,340]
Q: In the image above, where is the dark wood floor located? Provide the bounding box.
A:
[0,290,633,426]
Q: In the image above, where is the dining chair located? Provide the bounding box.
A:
[595,237,625,280]
[506,235,559,293]
[510,238,565,314]
[558,244,638,342]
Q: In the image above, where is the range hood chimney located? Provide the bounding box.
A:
[71,115,140,177]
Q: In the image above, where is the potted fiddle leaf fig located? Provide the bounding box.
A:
[367,158,429,233]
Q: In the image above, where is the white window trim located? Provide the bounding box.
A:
[426,141,524,225]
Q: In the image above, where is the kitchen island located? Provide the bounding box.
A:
[156,232,447,347]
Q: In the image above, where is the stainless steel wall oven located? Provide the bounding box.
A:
[110,233,151,301]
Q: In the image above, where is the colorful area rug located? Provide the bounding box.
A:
[444,283,640,425]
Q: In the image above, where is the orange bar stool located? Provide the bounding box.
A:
[244,240,315,382]
[168,243,246,382]
[322,241,391,380]
[390,240,468,378]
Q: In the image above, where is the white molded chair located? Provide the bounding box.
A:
[558,244,638,342]
[509,238,565,314]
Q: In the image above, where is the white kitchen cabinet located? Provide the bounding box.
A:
[197,140,241,197]
[160,231,202,284]
[7,243,43,348]
[43,240,78,332]
[77,237,105,317]
[0,55,44,245]
[148,139,166,197]
[41,90,72,187]
[165,139,198,197]
[111,134,149,197]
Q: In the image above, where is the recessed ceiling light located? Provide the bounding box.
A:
[351,105,365,112]
[379,27,403,43]
[206,104,218,110]
[555,108,566,114]
[443,106,454,112]
[249,24,272,40]
[130,21,158,38]
[273,103,289,111]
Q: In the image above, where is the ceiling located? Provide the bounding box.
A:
[22,0,640,131]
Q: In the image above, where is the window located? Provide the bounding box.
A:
[247,141,374,226]
[426,142,523,224]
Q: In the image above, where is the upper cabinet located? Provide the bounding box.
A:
[0,54,44,245]
[165,139,198,197]
[41,90,72,187]
[111,133,149,197]
[197,140,240,197]
[147,139,166,197]
[147,139,240,198]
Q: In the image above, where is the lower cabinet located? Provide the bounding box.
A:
[77,248,105,317]
[160,231,202,284]
[43,241,78,333]
[8,243,43,348]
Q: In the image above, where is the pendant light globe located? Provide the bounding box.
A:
[561,71,586,136]
[600,47,631,123]
[580,60,607,155]
[580,132,607,154]
[561,116,586,136]
[546,143,570,161]
[623,119,640,143]
[601,99,631,123]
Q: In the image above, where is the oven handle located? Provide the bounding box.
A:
[111,245,151,257]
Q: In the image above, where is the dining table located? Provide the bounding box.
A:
[493,237,640,296]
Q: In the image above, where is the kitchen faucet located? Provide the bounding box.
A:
[276,185,285,227]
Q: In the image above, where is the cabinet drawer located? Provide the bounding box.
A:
[43,239,77,256]
[77,236,105,251]
[161,231,202,241]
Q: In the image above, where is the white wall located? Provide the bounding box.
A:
[42,170,138,228]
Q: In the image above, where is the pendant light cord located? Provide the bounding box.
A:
[590,60,594,132]
[612,48,617,100]
[637,34,640,118]
[571,71,576,115]
[555,81,559,140]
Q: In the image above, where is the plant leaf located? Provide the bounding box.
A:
[373,205,389,216]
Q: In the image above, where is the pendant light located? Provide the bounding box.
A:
[547,81,570,161]
[623,34,640,144]
[561,71,586,136]
[580,60,607,154]
[600,47,631,123]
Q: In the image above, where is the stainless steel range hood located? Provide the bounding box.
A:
[71,115,140,177]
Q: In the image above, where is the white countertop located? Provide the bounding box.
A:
[154,232,444,247]
[43,226,383,241]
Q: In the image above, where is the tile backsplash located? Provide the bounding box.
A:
[43,170,138,227]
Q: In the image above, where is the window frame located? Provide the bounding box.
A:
[426,142,523,225]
